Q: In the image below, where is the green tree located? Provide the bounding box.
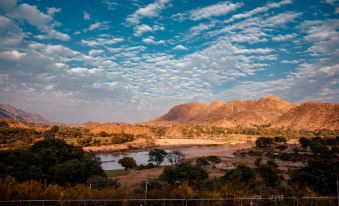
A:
[256,160,282,187]
[160,162,208,185]
[148,149,167,166]
[166,151,185,166]
[118,157,137,172]
[290,158,339,195]
[299,137,311,149]
[206,156,221,168]
[222,164,256,188]
[195,157,210,167]
[274,136,287,144]
[256,137,274,148]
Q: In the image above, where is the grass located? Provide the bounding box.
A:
[105,169,126,178]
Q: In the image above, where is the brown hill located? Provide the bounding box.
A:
[271,102,339,130]
[151,96,296,128]
[0,103,49,124]
[149,96,339,130]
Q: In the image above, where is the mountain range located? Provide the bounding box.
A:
[149,96,339,131]
[0,103,48,124]
[1,96,338,131]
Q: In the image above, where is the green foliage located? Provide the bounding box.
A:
[255,137,274,148]
[290,158,339,195]
[118,157,137,172]
[160,162,208,185]
[98,131,109,137]
[274,136,287,144]
[76,136,93,146]
[0,127,40,144]
[299,137,311,149]
[206,156,221,167]
[43,126,59,139]
[196,157,210,167]
[111,133,134,144]
[0,139,106,186]
[222,165,256,188]
[166,151,185,166]
[0,121,9,128]
[256,160,282,187]
[148,149,167,166]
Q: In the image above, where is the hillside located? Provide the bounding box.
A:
[149,96,339,130]
[150,96,296,128]
[0,103,49,124]
[271,102,339,130]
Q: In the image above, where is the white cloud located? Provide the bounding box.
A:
[142,36,165,44]
[81,35,124,47]
[0,50,26,60]
[83,21,110,32]
[134,24,164,37]
[301,19,339,55]
[190,1,243,21]
[69,67,103,75]
[226,0,292,23]
[1,2,69,41]
[272,33,297,41]
[83,11,90,20]
[0,15,24,46]
[125,0,170,25]
[173,45,188,51]
[281,60,299,64]
[89,49,104,56]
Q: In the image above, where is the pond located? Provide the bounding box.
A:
[97,144,249,170]
[98,150,172,170]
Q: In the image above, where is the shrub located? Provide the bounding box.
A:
[256,137,274,148]
[118,157,137,172]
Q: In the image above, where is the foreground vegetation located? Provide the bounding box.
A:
[0,135,338,200]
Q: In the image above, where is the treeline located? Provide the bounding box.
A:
[151,124,339,139]
[0,139,106,186]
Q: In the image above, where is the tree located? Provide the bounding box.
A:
[160,162,208,185]
[299,137,311,149]
[99,131,109,137]
[310,142,329,155]
[0,139,106,185]
[274,136,287,144]
[206,156,221,168]
[148,149,167,166]
[196,157,210,167]
[256,160,282,187]
[256,137,274,148]
[166,151,185,166]
[222,165,256,188]
[44,126,59,139]
[118,157,136,172]
[290,158,339,195]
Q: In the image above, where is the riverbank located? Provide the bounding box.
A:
[83,134,258,153]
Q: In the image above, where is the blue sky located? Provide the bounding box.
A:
[0,0,338,123]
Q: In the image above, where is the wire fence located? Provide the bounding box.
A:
[0,197,337,206]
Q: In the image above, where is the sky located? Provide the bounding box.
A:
[0,0,338,123]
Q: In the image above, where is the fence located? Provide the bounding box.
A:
[0,197,337,206]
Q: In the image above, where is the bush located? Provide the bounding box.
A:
[196,157,210,167]
[275,144,288,150]
[0,139,106,185]
[160,162,208,185]
[256,137,274,148]
[299,137,311,149]
[274,136,287,144]
[148,149,167,166]
[118,157,137,172]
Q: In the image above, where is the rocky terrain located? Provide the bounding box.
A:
[149,96,339,131]
[0,104,49,124]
